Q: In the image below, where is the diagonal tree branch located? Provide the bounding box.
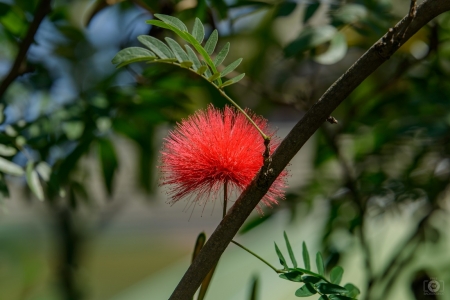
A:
[169,1,450,299]
[0,0,52,101]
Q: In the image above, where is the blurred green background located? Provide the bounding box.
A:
[1,0,450,299]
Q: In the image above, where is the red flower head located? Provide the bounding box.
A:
[159,105,288,213]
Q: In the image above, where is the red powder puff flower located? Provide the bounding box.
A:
[159,105,288,213]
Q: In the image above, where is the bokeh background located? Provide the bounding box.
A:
[1,0,450,299]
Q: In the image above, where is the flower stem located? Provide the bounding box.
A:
[230,240,283,274]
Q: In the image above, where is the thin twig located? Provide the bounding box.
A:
[231,240,283,274]
[0,0,52,100]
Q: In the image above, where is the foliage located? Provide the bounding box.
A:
[275,232,360,299]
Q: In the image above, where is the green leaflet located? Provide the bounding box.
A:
[154,14,188,32]
[138,35,174,59]
[283,231,297,268]
[192,18,204,44]
[208,72,221,82]
[330,266,344,285]
[165,37,189,63]
[302,242,311,270]
[220,73,245,88]
[185,44,201,71]
[0,157,24,176]
[221,58,242,77]
[26,161,44,201]
[111,47,157,68]
[204,29,218,55]
[214,42,230,66]
[316,252,325,276]
[274,242,288,269]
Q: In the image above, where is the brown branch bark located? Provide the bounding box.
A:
[169,1,450,299]
[0,0,52,101]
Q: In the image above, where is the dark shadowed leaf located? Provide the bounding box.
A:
[276,2,296,17]
[274,242,288,269]
[279,270,303,282]
[304,3,320,23]
[98,138,118,196]
[295,283,317,297]
[192,232,206,262]
[315,283,348,295]
[330,266,344,285]
[285,25,336,57]
[344,283,360,298]
[248,276,259,300]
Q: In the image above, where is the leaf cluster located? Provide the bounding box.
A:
[112,14,245,89]
[275,232,360,299]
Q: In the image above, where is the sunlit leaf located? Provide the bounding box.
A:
[138,35,174,59]
[26,161,44,201]
[0,157,24,176]
[314,32,347,65]
[192,18,204,43]
[111,47,157,68]
[185,44,201,70]
[220,73,245,88]
[208,72,221,81]
[204,29,218,55]
[197,65,208,75]
[154,14,188,32]
[0,144,17,156]
[214,42,230,66]
[36,162,51,182]
[165,37,189,63]
[180,61,193,68]
[220,58,242,77]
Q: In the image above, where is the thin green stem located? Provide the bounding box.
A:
[231,240,283,274]
[217,89,269,141]
[143,60,270,141]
